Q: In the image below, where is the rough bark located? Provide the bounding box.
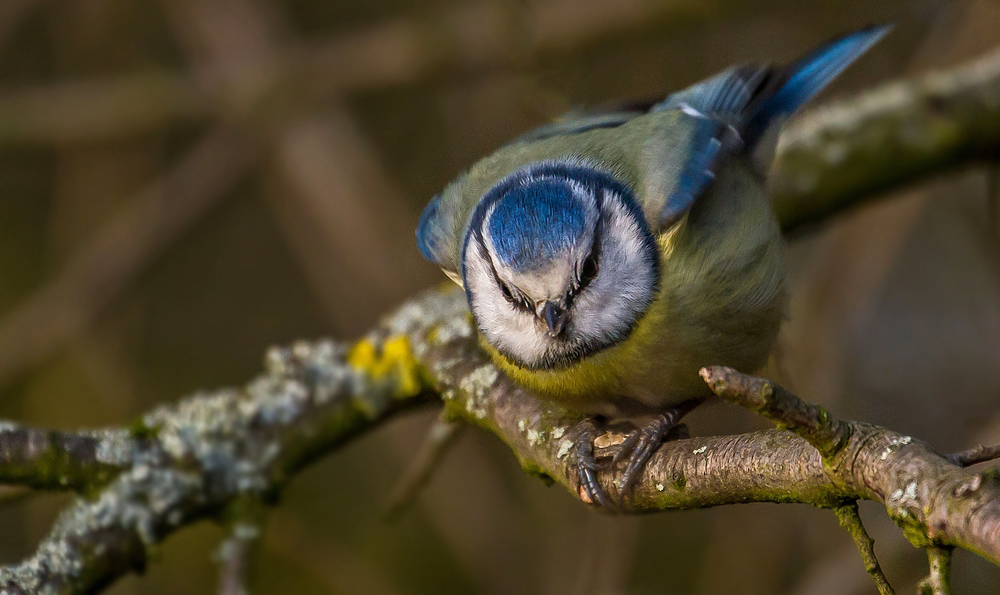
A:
[0,286,998,593]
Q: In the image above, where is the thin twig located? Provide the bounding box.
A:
[383,412,463,519]
[834,503,896,595]
[217,534,255,595]
[216,501,265,595]
[917,546,953,595]
[946,444,1000,467]
[699,366,852,458]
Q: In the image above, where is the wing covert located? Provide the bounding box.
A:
[416,192,462,283]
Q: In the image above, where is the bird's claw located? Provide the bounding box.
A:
[613,417,672,499]
[573,399,702,509]
[574,418,615,508]
[612,399,704,503]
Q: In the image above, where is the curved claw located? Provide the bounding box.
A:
[574,418,615,508]
[615,399,705,502]
[579,462,614,508]
[617,424,666,498]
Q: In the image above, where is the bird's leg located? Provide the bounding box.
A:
[574,417,615,508]
[612,398,704,502]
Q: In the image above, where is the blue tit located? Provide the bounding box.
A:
[416,26,890,506]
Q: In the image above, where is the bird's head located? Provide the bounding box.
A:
[462,162,660,370]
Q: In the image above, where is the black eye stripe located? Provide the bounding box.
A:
[479,234,534,313]
[569,220,601,301]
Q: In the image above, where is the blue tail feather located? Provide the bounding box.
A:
[654,26,889,229]
[745,25,892,143]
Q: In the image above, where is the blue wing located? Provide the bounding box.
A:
[659,114,728,229]
[416,193,446,264]
[744,25,892,144]
[653,25,891,228]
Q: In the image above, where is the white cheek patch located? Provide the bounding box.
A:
[464,237,554,365]
[569,189,657,345]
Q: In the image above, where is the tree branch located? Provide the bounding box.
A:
[917,546,953,595]
[834,503,896,595]
[946,443,1000,467]
[698,366,852,458]
[1,286,997,593]
[773,47,1000,232]
[0,424,132,491]
[0,333,435,593]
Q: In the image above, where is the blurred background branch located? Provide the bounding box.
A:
[0,127,260,390]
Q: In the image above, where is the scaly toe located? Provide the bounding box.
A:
[615,399,705,503]
[574,418,615,508]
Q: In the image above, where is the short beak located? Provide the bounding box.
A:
[538,301,568,337]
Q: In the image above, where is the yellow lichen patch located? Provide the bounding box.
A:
[383,336,424,397]
[348,336,425,398]
[347,339,377,371]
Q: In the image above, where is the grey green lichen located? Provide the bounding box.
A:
[0,427,129,492]
[4,281,1000,590]
[0,318,447,592]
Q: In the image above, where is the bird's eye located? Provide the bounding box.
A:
[499,281,515,303]
[499,281,533,312]
[579,253,599,288]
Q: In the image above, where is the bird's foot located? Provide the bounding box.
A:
[574,417,617,508]
[611,399,704,503]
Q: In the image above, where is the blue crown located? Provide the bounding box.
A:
[487,179,588,272]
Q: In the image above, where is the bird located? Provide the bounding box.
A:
[416,26,891,507]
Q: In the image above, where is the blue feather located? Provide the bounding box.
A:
[745,25,891,143]
[651,66,765,122]
[488,180,588,272]
[661,117,725,228]
[654,25,890,228]
[416,193,446,265]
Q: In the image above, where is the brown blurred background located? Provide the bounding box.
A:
[0,0,999,593]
